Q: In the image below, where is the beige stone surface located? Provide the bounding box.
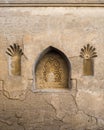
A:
[0,7,104,130]
[0,0,104,4]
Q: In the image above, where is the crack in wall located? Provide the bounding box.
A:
[15,112,26,130]
[0,77,104,129]
[0,79,30,101]
[69,79,101,128]
[0,118,13,126]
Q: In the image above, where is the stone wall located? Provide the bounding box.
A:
[0,0,104,4]
[0,7,104,130]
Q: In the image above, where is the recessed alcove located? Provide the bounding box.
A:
[34,46,71,90]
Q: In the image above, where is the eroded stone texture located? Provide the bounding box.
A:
[0,7,104,130]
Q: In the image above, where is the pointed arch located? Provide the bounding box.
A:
[33,46,71,90]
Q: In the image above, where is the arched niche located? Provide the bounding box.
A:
[34,46,71,90]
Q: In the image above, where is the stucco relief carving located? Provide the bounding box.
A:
[35,47,70,89]
[80,44,97,76]
[43,56,61,82]
[6,43,23,76]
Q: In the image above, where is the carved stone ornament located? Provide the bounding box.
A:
[35,47,70,89]
[80,44,97,76]
[6,43,23,76]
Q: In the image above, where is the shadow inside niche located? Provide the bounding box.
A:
[34,46,72,90]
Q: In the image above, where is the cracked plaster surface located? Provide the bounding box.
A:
[0,7,104,130]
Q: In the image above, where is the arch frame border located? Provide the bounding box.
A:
[32,46,72,92]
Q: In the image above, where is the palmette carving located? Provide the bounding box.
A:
[6,43,23,76]
[80,44,97,76]
[80,44,97,59]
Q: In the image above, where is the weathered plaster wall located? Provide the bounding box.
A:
[0,7,104,130]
